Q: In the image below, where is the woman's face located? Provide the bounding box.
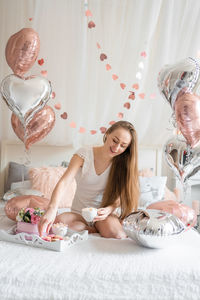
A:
[105,127,132,158]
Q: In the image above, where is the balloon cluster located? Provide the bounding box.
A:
[158,57,200,184]
[0,28,55,149]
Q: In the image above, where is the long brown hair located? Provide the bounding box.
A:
[101,121,139,219]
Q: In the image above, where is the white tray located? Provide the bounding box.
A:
[0,226,88,252]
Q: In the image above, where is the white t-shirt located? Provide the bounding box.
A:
[71,146,111,214]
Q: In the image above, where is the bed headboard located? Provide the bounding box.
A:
[0,140,162,196]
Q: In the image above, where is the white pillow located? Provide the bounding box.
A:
[139,176,167,209]
[11,180,32,190]
[3,188,44,201]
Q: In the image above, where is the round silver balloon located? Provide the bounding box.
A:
[158,57,200,109]
[123,209,186,249]
[0,74,52,126]
[164,135,200,183]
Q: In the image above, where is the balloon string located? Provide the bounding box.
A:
[18,124,31,186]
[22,124,31,166]
[180,182,191,205]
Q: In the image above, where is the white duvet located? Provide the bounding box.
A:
[0,204,200,300]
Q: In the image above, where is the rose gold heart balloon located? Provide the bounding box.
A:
[5,28,40,77]
[11,106,55,149]
[175,93,200,148]
[147,201,197,227]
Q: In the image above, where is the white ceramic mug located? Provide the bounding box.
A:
[82,207,98,223]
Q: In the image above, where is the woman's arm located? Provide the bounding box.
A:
[38,154,83,235]
[94,197,120,222]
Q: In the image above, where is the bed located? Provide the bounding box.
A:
[0,141,200,300]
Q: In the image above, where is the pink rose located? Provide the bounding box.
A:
[31,214,40,224]
[25,208,35,215]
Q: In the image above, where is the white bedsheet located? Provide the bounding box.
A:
[0,202,200,300]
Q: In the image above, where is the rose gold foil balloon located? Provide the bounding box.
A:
[147,200,197,227]
[5,28,40,77]
[0,74,52,126]
[11,106,55,149]
[5,195,50,221]
[175,93,200,148]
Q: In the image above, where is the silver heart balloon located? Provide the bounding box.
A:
[164,136,200,183]
[158,57,200,109]
[0,74,52,125]
[123,209,186,249]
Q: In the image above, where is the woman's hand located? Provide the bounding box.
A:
[38,207,57,236]
[93,206,114,222]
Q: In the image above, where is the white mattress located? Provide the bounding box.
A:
[0,202,200,300]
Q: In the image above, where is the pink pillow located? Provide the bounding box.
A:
[147,200,197,227]
[5,195,50,221]
[29,167,76,208]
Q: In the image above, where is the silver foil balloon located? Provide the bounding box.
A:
[164,136,200,183]
[0,74,52,126]
[158,57,200,109]
[123,209,186,249]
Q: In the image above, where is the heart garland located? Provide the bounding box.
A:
[37,3,157,136]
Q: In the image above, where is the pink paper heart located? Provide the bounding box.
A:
[97,42,101,49]
[120,83,126,89]
[38,58,44,66]
[117,112,123,119]
[140,51,147,57]
[139,93,145,99]
[112,74,118,80]
[100,53,107,61]
[60,112,68,119]
[128,92,135,100]
[41,70,47,77]
[132,83,139,90]
[100,127,107,134]
[106,64,111,70]
[85,9,92,17]
[124,102,130,109]
[79,127,86,133]
[54,103,61,110]
[70,122,76,128]
[109,121,115,125]
[88,21,96,29]
[90,130,97,135]
[150,93,156,99]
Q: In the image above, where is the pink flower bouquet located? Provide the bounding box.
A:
[16,207,45,224]
[16,207,45,236]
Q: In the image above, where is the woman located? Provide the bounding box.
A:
[38,121,140,239]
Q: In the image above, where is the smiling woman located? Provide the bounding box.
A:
[38,121,140,239]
